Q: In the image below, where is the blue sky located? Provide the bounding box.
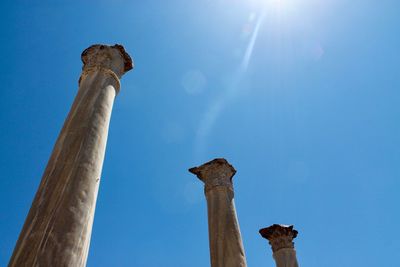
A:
[1,0,399,266]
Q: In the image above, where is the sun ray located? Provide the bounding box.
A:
[242,11,265,71]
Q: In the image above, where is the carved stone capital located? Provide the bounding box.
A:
[189,158,236,192]
[81,44,133,79]
[259,224,298,253]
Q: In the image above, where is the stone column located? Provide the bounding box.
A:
[9,44,133,267]
[259,224,299,267]
[189,158,247,267]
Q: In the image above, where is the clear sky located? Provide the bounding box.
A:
[0,0,399,266]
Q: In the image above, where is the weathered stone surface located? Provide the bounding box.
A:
[259,224,299,267]
[9,44,132,267]
[189,158,247,267]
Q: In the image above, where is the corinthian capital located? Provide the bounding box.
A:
[189,158,236,192]
[81,44,133,78]
[259,224,298,253]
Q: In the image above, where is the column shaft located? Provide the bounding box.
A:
[273,249,299,267]
[206,187,246,267]
[9,44,132,267]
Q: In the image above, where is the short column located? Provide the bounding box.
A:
[189,158,247,267]
[259,224,300,267]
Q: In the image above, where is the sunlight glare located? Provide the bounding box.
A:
[249,0,288,11]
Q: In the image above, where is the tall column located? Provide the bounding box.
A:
[259,224,299,267]
[9,44,133,267]
[189,158,247,267]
